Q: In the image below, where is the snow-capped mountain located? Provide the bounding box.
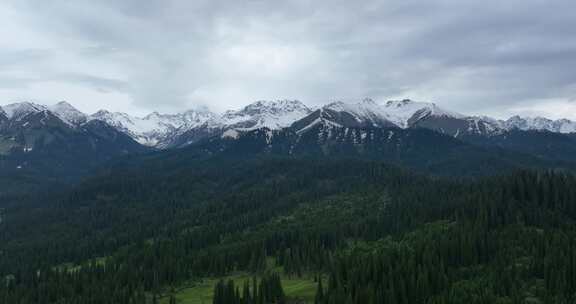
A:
[49,101,88,126]
[0,99,313,149]
[383,99,464,128]
[90,108,217,147]
[5,97,576,180]
[2,101,90,126]
[168,100,312,147]
[0,102,147,178]
[290,98,489,137]
[290,99,396,134]
[219,100,312,130]
[1,102,48,121]
[292,98,452,133]
[505,116,576,134]
[376,99,505,137]
[4,98,576,152]
[554,119,576,133]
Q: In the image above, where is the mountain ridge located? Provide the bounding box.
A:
[2,99,576,150]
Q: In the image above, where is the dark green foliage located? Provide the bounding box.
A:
[213,273,284,304]
[463,129,576,163]
[3,157,576,303]
[315,277,324,304]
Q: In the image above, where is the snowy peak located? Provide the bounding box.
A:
[179,109,218,128]
[164,100,311,148]
[322,98,464,128]
[2,102,47,120]
[386,100,499,137]
[49,101,87,126]
[505,116,576,134]
[292,99,398,134]
[90,110,133,131]
[89,107,218,147]
[221,99,312,131]
[140,109,217,133]
[313,98,464,130]
[5,98,576,151]
[241,99,310,115]
[384,99,465,128]
[89,110,167,146]
[292,98,495,139]
[323,100,395,127]
[554,119,576,133]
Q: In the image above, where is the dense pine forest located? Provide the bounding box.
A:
[2,157,576,303]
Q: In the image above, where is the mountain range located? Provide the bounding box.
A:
[3,98,576,188]
[2,98,576,149]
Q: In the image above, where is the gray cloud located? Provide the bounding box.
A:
[1,0,575,118]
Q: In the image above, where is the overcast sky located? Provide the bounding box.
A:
[1,0,575,118]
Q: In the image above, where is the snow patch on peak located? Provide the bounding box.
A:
[250,99,307,108]
[239,99,310,116]
[220,99,312,131]
[384,99,464,127]
[180,109,218,127]
[322,99,394,127]
[91,111,132,127]
[89,108,219,146]
[2,102,47,120]
[505,116,576,134]
[222,129,240,139]
[555,119,576,133]
[295,114,343,135]
[324,101,349,112]
[312,98,469,130]
[49,101,87,126]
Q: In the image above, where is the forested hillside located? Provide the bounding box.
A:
[2,157,576,303]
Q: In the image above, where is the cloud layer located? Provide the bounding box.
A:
[1,0,575,118]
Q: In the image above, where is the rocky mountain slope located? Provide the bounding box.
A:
[0,102,148,184]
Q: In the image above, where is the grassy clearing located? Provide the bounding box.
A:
[159,272,318,304]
